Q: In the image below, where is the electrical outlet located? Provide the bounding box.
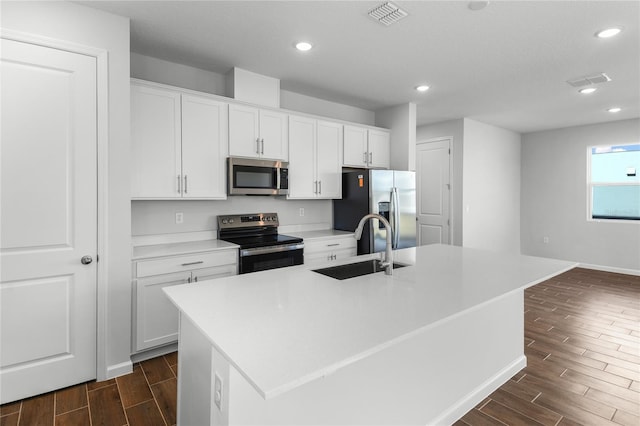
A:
[543,236,549,244]
[214,373,223,411]
[299,208,304,217]
[175,212,184,224]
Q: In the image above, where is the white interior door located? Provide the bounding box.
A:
[0,38,97,403]
[417,139,451,245]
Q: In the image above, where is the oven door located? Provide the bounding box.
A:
[239,244,304,274]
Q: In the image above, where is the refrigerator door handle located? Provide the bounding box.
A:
[392,187,400,248]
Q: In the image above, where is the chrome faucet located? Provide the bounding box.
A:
[354,213,393,275]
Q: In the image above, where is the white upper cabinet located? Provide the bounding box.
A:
[315,120,343,198]
[367,129,391,169]
[131,81,228,199]
[131,84,182,198]
[181,94,228,199]
[343,125,368,168]
[288,115,316,198]
[229,104,288,160]
[343,125,390,169]
[288,115,342,199]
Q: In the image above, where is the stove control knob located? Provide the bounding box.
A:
[228,219,234,224]
[265,216,271,221]
[222,219,228,224]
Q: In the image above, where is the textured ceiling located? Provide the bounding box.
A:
[81,1,639,133]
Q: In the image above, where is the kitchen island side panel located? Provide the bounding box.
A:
[225,290,524,426]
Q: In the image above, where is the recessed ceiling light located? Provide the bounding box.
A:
[596,28,622,38]
[607,107,622,113]
[468,1,489,11]
[415,85,430,92]
[295,42,313,51]
[579,87,597,94]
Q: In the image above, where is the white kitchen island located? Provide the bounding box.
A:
[164,244,576,426]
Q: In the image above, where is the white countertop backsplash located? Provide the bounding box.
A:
[131,224,350,260]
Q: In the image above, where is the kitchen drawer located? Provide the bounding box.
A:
[304,237,357,254]
[305,248,357,266]
[136,250,237,278]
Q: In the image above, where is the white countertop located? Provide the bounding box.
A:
[164,244,576,400]
[289,229,355,240]
[132,239,238,260]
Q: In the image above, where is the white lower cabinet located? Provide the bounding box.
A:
[304,236,357,266]
[133,250,237,352]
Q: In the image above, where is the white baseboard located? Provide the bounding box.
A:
[578,263,640,277]
[106,360,133,380]
[131,343,179,364]
[430,355,527,426]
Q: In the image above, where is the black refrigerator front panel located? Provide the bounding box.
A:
[333,171,372,254]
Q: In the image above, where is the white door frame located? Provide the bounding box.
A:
[416,137,453,245]
[1,29,111,381]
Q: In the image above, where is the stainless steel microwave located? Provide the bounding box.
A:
[227,157,289,195]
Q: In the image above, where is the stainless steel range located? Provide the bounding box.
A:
[217,213,304,274]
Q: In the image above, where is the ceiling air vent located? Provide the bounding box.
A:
[566,73,611,88]
[368,2,408,26]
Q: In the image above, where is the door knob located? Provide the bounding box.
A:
[81,255,93,265]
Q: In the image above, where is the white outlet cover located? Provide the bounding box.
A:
[214,373,223,410]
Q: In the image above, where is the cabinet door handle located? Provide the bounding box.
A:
[369,152,373,164]
[181,261,204,266]
[177,175,181,193]
[327,243,339,247]
[318,180,322,195]
[184,175,188,194]
[194,276,198,282]
[261,138,265,155]
[363,152,367,164]
[256,138,261,154]
[314,181,318,194]
[187,276,192,283]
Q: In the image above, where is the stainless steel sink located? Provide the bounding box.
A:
[312,259,407,280]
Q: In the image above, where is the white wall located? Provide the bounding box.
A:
[463,119,521,253]
[281,90,375,125]
[132,198,332,236]
[1,1,132,379]
[131,53,375,126]
[416,119,464,246]
[131,52,227,95]
[375,103,416,171]
[521,119,640,272]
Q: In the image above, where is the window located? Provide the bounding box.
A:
[589,143,640,221]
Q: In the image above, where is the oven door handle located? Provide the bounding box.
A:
[240,243,305,257]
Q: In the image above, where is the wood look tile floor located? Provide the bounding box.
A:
[2,267,638,425]
[0,352,178,426]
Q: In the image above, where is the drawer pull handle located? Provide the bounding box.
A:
[326,243,340,247]
[181,261,204,266]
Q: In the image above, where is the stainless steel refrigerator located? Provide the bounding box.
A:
[333,170,416,255]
